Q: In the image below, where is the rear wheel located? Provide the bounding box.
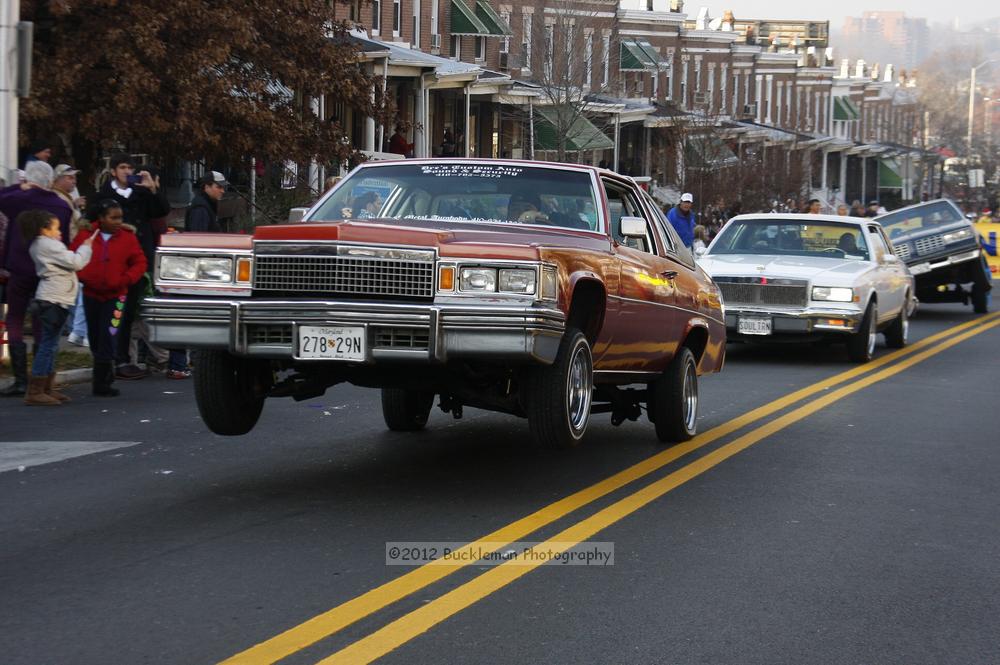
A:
[884,294,909,348]
[525,328,593,449]
[194,351,270,435]
[648,347,699,443]
[381,389,435,431]
[847,302,877,363]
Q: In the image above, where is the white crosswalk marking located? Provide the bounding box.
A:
[0,441,142,473]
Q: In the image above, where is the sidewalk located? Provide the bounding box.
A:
[0,334,94,386]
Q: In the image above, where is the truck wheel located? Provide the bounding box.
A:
[648,346,699,443]
[525,328,593,449]
[847,302,877,363]
[971,281,989,314]
[381,389,435,431]
[883,294,909,348]
[194,351,270,435]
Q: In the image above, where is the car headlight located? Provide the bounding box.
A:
[942,228,973,244]
[160,256,233,282]
[459,267,497,292]
[812,286,854,302]
[498,268,536,294]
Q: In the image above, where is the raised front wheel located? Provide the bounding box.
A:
[525,328,593,449]
[194,351,270,435]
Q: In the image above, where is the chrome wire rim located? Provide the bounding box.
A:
[683,359,698,432]
[866,311,877,356]
[566,344,593,433]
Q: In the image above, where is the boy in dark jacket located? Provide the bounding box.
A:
[70,200,147,396]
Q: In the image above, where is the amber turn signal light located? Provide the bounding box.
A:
[439,266,455,291]
[236,258,252,283]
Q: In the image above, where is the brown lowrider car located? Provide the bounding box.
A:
[142,160,725,447]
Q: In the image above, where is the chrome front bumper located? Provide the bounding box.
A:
[724,305,864,335]
[141,297,566,364]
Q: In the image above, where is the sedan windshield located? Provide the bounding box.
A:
[876,200,964,239]
[710,219,870,260]
[311,162,601,232]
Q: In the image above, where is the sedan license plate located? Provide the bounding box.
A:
[738,317,772,336]
[298,326,366,360]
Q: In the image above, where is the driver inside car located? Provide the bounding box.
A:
[508,193,549,223]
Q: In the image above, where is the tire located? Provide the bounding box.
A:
[648,347,699,443]
[846,301,877,363]
[381,389,435,431]
[883,294,909,349]
[971,280,989,314]
[193,351,270,435]
[524,328,593,449]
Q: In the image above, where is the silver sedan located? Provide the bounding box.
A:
[697,213,916,363]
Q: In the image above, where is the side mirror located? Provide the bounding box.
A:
[695,246,708,257]
[287,207,308,223]
[620,216,647,238]
[883,254,899,264]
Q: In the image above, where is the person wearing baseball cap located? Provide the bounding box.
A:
[185,171,228,233]
[667,192,697,248]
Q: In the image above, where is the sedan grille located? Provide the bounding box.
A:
[893,243,912,261]
[914,234,945,256]
[716,280,808,307]
[253,251,435,298]
[248,324,293,345]
[373,327,430,349]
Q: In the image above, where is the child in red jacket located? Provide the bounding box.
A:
[70,199,147,396]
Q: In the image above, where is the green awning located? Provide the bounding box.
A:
[534,108,614,152]
[833,96,860,121]
[475,0,512,36]
[620,39,658,71]
[685,136,738,170]
[451,0,490,36]
[635,40,663,67]
[879,158,903,189]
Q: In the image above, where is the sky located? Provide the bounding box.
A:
[719,1,995,27]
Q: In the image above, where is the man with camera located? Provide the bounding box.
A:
[97,153,169,380]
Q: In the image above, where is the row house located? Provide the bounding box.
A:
[321,0,924,208]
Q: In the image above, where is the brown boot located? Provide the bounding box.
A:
[45,373,71,402]
[24,376,61,406]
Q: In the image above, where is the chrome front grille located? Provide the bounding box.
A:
[893,243,911,261]
[373,327,430,349]
[253,251,435,298]
[716,280,808,307]
[914,234,945,256]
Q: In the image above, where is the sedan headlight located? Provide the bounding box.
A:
[812,286,854,303]
[942,228,974,244]
[459,267,497,292]
[160,255,234,282]
[498,268,536,294]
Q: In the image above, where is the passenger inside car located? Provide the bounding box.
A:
[837,232,859,254]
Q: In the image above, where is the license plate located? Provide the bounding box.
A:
[738,317,772,335]
[909,262,931,275]
[297,325,366,360]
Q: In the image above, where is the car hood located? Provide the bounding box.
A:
[883,219,969,245]
[699,253,874,284]
[253,219,610,260]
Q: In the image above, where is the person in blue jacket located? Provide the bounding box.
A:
[667,192,696,248]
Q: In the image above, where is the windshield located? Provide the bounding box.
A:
[877,200,964,239]
[311,162,601,232]
[710,218,870,261]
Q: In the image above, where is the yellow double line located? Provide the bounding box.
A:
[223,312,1000,665]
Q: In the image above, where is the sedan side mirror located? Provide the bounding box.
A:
[883,254,899,264]
[287,207,308,223]
[695,246,708,257]
[620,216,647,238]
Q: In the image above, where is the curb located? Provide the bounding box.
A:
[56,368,93,385]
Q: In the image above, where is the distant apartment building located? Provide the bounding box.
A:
[841,11,929,70]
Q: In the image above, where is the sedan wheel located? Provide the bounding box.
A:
[648,347,699,443]
[847,302,877,363]
[525,328,593,448]
[884,294,909,349]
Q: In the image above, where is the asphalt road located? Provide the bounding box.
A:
[1,303,998,665]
